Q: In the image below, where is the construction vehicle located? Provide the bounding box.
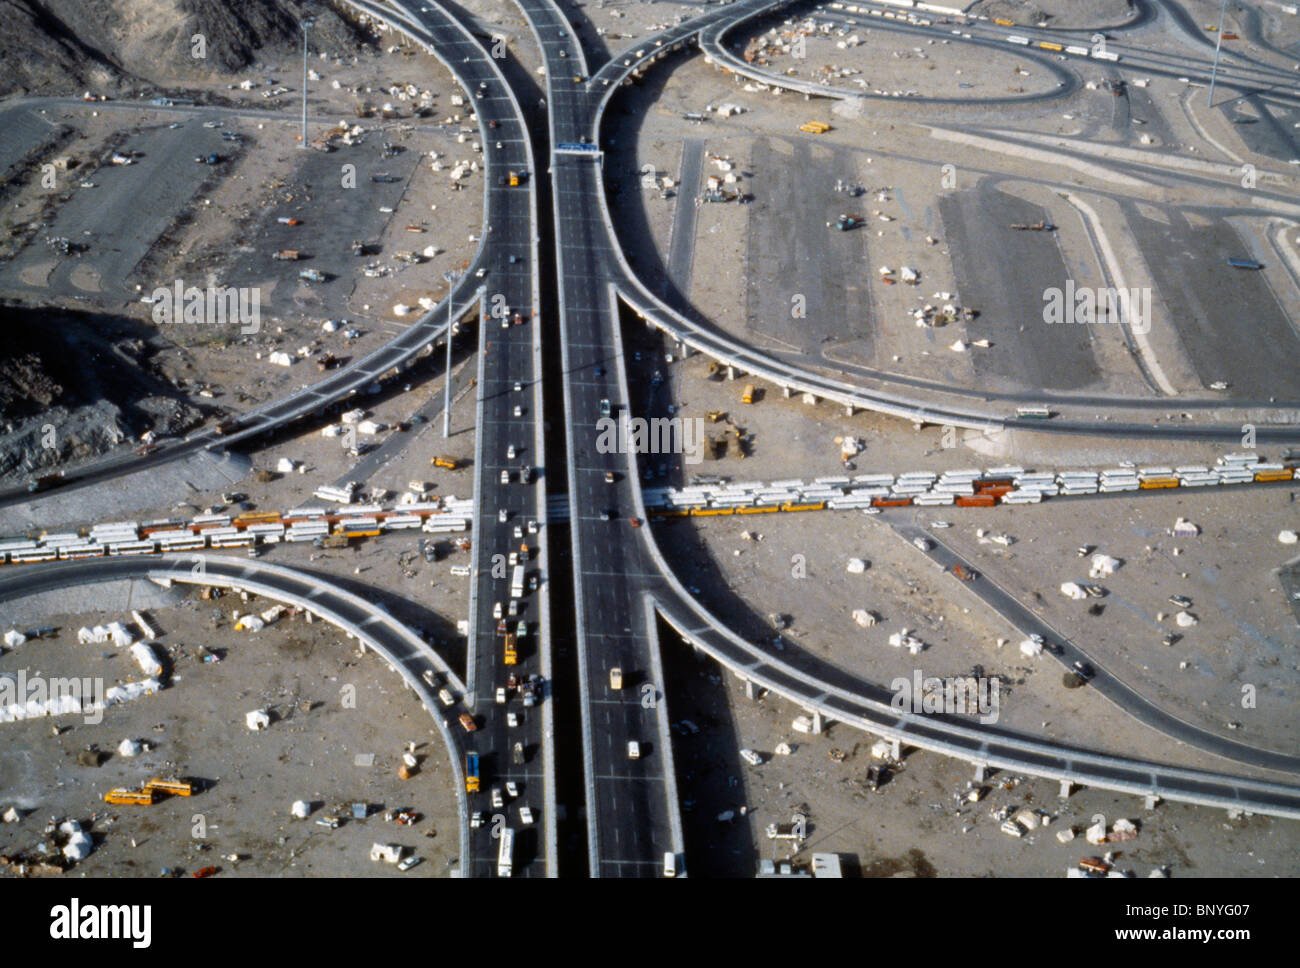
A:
[315,534,350,550]
[431,456,460,470]
[705,410,726,423]
[299,268,327,283]
[1009,220,1054,231]
[799,121,831,134]
[742,384,756,405]
[504,632,518,666]
[834,214,864,231]
[272,249,301,261]
[104,788,157,806]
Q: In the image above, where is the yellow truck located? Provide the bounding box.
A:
[742,384,756,404]
[799,121,831,134]
[504,633,518,666]
[431,456,459,470]
[145,778,194,797]
[508,171,520,187]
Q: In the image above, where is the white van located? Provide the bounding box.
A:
[663,851,677,878]
[627,740,641,760]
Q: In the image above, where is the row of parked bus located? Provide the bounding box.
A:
[647,455,1299,517]
[0,500,474,565]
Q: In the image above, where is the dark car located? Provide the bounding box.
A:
[1072,661,1095,681]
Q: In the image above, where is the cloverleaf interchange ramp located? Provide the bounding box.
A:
[9,0,1300,876]
[512,0,1300,829]
[7,0,1300,518]
[584,0,1300,441]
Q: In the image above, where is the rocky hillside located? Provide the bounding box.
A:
[0,304,204,479]
[0,0,374,98]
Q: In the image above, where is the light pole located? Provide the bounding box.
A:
[299,16,314,148]
[442,270,462,437]
[1207,0,1229,107]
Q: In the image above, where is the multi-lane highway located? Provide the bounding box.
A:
[514,0,688,876]
[348,0,556,878]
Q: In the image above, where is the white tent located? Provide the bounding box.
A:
[130,643,163,677]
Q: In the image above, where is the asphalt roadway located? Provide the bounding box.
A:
[518,0,686,876]
[352,0,553,878]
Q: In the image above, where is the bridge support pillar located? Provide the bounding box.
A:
[782,387,792,399]
[679,342,690,358]
[357,640,367,654]
[744,679,756,700]
[845,404,854,417]
[808,709,823,735]
[1145,795,1161,811]
[973,763,985,783]
[890,738,901,761]
[1059,779,1073,799]
[726,365,736,381]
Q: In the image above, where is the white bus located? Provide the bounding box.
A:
[108,540,158,556]
[10,547,59,563]
[158,534,207,552]
[423,517,469,533]
[511,564,525,599]
[497,827,515,878]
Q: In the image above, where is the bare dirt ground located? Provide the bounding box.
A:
[667,639,1299,877]
[0,39,486,479]
[0,589,460,878]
